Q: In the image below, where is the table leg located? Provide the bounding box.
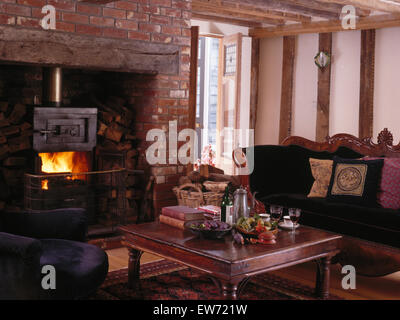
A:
[315,256,331,299]
[128,248,143,290]
[213,277,249,300]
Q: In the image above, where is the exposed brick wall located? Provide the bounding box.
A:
[0,0,192,214]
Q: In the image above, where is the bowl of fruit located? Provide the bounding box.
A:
[234,215,278,244]
[189,220,232,240]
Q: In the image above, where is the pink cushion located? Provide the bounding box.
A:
[363,157,400,209]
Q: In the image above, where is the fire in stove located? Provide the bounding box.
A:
[38,151,90,190]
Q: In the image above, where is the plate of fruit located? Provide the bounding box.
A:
[234,215,278,245]
[189,220,232,239]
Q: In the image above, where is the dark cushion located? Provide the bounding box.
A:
[327,157,384,207]
[260,193,400,248]
[39,239,108,299]
[250,145,362,199]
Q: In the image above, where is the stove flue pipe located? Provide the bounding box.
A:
[42,67,62,107]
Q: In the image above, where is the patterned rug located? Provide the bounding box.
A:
[92,259,344,300]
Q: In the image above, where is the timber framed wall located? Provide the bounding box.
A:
[255,26,396,145]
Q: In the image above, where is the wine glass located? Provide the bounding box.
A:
[270,205,283,225]
[288,208,301,233]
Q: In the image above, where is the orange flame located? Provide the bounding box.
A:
[42,179,49,190]
[39,152,90,190]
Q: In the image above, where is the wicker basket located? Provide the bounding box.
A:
[173,183,223,208]
[203,180,229,192]
[203,192,224,206]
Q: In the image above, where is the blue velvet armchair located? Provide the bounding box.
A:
[0,208,109,300]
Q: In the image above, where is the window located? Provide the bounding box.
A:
[196,36,221,158]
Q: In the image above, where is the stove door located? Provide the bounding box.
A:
[33,107,97,152]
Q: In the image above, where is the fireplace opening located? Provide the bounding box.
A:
[1,63,151,245]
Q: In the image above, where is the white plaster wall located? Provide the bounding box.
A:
[329,30,361,137]
[374,27,400,143]
[291,33,319,141]
[255,37,283,145]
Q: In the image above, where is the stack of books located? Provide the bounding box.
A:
[198,205,221,221]
[160,206,206,230]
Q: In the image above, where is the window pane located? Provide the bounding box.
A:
[207,37,220,147]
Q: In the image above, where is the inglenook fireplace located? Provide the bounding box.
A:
[0,1,190,243]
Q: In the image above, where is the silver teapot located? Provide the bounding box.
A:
[232,186,250,223]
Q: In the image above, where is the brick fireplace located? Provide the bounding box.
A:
[0,0,192,239]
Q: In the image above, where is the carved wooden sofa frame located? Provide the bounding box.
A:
[241,128,400,277]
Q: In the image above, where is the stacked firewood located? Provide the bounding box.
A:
[93,96,142,223]
[0,100,32,210]
[179,164,241,188]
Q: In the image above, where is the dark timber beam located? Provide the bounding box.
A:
[0,25,180,74]
[359,29,376,139]
[279,36,296,143]
[316,33,332,142]
[189,26,199,131]
[250,38,260,130]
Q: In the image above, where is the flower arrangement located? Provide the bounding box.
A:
[194,144,216,170]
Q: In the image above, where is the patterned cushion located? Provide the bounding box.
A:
[327,157,384,207]
[363,157,400,210]
[307,158,333,198]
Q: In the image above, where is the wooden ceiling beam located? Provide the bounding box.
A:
[278,0,370,16]
[225,0,370,18]
[0,25,179,74]
[192,13,265,28]
[192,0,312,23]
[249,14,400,38]
[315,0,400,14]
[192,5,285,25]
[237,1,338,19]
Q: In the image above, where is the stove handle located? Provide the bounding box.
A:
[36,126,61,136]
[38,129,57,135]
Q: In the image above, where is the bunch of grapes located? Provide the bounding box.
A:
[192,220,230,231]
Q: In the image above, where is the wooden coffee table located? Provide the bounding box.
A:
[119,223,342,300]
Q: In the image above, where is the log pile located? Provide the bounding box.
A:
[93,96,142,224]
[179,164,240,188]
[0,100,32,210]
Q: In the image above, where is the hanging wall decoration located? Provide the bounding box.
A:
[314,51,331,69]
[224,44,237,75]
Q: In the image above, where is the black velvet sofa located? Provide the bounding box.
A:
[247,129,400,276]
[0,208,109,300]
